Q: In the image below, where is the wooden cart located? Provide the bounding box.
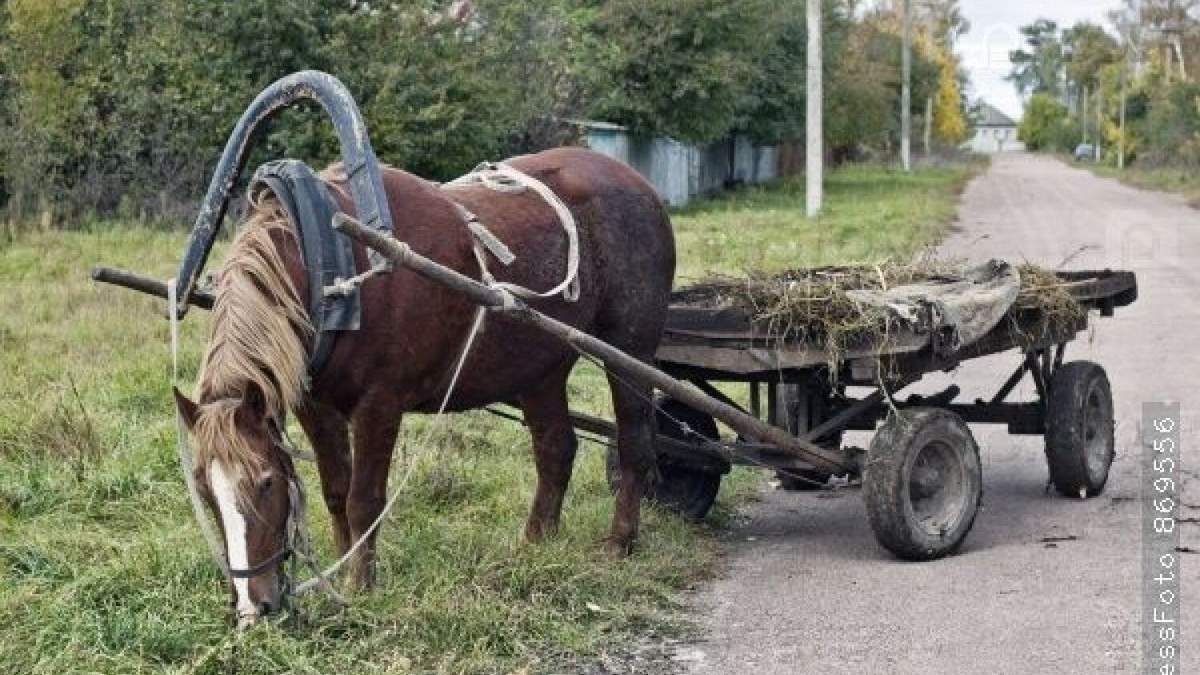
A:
[596,269,1138,559]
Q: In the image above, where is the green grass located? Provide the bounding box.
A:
[0,161,980,674]
[671,161,985,281]
[1075,159,1200,207]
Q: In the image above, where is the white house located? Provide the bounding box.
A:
[966,103,1023,153]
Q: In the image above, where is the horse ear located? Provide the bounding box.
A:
[173,387,200,430]
[236,382,268,428]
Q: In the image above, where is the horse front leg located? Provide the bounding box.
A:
[295,400,353,555]
[346,397,402,591]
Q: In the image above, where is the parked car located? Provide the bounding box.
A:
[1074,144,1096,161]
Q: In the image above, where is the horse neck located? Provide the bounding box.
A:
[196,218,312,418]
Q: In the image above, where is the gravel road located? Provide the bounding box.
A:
[678,153,1199,675]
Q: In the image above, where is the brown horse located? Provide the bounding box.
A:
[172,147,676,625]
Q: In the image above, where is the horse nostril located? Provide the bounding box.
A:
[259,600,276,615]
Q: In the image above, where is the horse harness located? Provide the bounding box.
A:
[248,159,581,377]
[208,160,581,604]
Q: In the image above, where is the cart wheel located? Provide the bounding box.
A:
[606,398,722,521]
[1044,362,1114,498]
[863,408,982,561]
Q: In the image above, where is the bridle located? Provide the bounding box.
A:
[221,425,309,602]
[227,545,292,579]
[220,432,351,622]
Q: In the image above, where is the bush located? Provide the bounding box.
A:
[1138,81,1200,167]
[0,0,972,224]
[1018,93,1079,152]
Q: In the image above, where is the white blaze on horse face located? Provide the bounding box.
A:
[209,461,257,622]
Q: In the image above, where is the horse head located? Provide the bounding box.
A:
[174,384,296,627]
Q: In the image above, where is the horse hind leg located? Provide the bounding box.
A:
[603,369,657,557]
[518,364,579,542]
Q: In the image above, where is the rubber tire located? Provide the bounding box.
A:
[1044,361,1115,498]
[863,408,983,561]
[605,398,722,521]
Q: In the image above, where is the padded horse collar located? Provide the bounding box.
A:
[249,160,361,376]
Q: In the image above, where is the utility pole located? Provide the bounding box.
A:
[1095,86,1103,161]
[1119,59,1127,169]
[924,96,933,157]
[901,0,912,171]
[1081,84,1089,146]
[1171,31,1187,80]
[806,0,823,217]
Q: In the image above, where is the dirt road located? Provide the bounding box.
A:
[678,153,1199,674]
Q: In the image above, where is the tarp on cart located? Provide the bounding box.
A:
[843,260,1021,356]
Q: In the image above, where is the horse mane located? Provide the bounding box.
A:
[191,188,314,482]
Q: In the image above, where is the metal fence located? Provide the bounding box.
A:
[579,121,780,206]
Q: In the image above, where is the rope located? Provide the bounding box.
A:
[445,162,581,303]
[168,279,234,578]
[321,161,579,303]
[293,304,488,595]
[323,264,389,298]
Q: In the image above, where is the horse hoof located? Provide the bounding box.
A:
[342,563,376,593]
[601,536,635,558]
[524,519,560,543]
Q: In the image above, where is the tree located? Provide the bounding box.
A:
[1140,0,1199,80]
[469,0,593,153]
[0,0,977,221]
[1141,80,1200,164]
[931,42,968,144]
[1018,93,1077,151]
[877,0,970,46]
[824,12,938,160]
[1064,22,1120,90]
[0,0,14,209]
[325,3,522,180]
[739,0,851,146]
[739,0,810,145]
[1008,19,1066,98]
[922,0,971,45]
[578,0,772,144]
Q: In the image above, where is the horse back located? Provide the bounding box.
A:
[314,147,676,413]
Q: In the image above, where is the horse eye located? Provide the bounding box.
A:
[256,473,275,496]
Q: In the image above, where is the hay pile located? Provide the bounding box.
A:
[675,262,1087,362]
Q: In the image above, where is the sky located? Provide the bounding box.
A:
[959,0,1124,121]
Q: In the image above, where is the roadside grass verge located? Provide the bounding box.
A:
[671,160,985,281]
[0,160,980,674]
[1068,158,1200,208]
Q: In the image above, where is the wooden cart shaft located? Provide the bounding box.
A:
[91,232,1136,479]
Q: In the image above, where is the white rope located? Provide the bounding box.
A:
[445,162,580,303]
[169,279,232,579]
[323,264,388,298]
[294,304,488,595]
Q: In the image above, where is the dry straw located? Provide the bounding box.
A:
[676,261,1087,367]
